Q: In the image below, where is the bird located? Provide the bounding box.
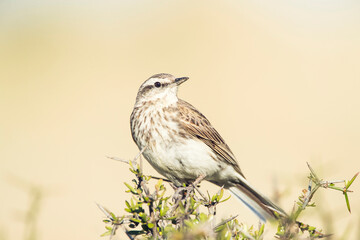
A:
[130,73,285,222]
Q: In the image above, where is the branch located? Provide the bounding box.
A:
[107,144,148,166]
[213,215,238,230]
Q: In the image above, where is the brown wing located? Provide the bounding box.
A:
[177,99,245,178]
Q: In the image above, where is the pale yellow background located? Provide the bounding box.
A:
[1,1,360,239]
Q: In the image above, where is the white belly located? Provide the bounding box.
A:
[143,137,224,184]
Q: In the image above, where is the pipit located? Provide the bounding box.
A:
[130,73,285,222]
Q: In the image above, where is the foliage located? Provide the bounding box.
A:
[98,160,358,240]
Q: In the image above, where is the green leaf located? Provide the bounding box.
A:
[155,179,163,191]
[198,212,208,222]
[211,193,217,202]
[148,222,155,228]
[258,223,265,236]
[344,192,351,213]
[130,218,141,223]
[158,189,166,198]
[100,230,112,237]
[127,230,146,235]
[143,196,150,202]
[308,226,316,231]
[124,183,137,194]
[160,202,169,217]
[219,195,231,203]
[190,196,196,207]
[218,188,224,200]
[110,212,116,220]
[346,172,359,189]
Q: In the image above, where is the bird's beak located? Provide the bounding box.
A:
[175,77,189,86]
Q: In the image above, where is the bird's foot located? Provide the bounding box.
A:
[172,175,207,202]
[172,186,188,202]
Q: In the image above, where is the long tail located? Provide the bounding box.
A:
[229,180,286,222]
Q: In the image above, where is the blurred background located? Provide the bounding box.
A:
[1,0,360,239]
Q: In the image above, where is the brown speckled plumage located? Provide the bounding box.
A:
[130,73,286,222]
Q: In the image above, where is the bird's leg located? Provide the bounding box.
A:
[188,174,207,191]
[171,185,187,203]
[172,174,207,202]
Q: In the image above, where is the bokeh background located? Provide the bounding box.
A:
[1,0,360,239]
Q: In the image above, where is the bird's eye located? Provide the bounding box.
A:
[154,82,161,88]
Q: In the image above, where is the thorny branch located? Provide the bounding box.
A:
[299,162,357,214]
[100,149,236,239]
[99,150,358,239]
[276,162,358,239]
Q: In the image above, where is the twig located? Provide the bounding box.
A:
[238,226,256,240]
[96,202,114,220]
[150,211,158,238]
[107,156,130,164]
[302,179,313,210]
[110,224,119,240]
[140,154,143,174]
[149,176,172,183]
[296,221,330,238]
[134,145,148,163]
[195,186,208,202]
[123,226,135,240]
[96,202,123,239]
[320,180,345,185]
[107,144,148,166]
[184,190,195,217]
[213,215,238,230]
[307,162,319,180]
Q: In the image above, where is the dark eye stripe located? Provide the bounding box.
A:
[140,85,153,94]
[140,82,171,95]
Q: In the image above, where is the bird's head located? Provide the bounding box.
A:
[135,73,188,106]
